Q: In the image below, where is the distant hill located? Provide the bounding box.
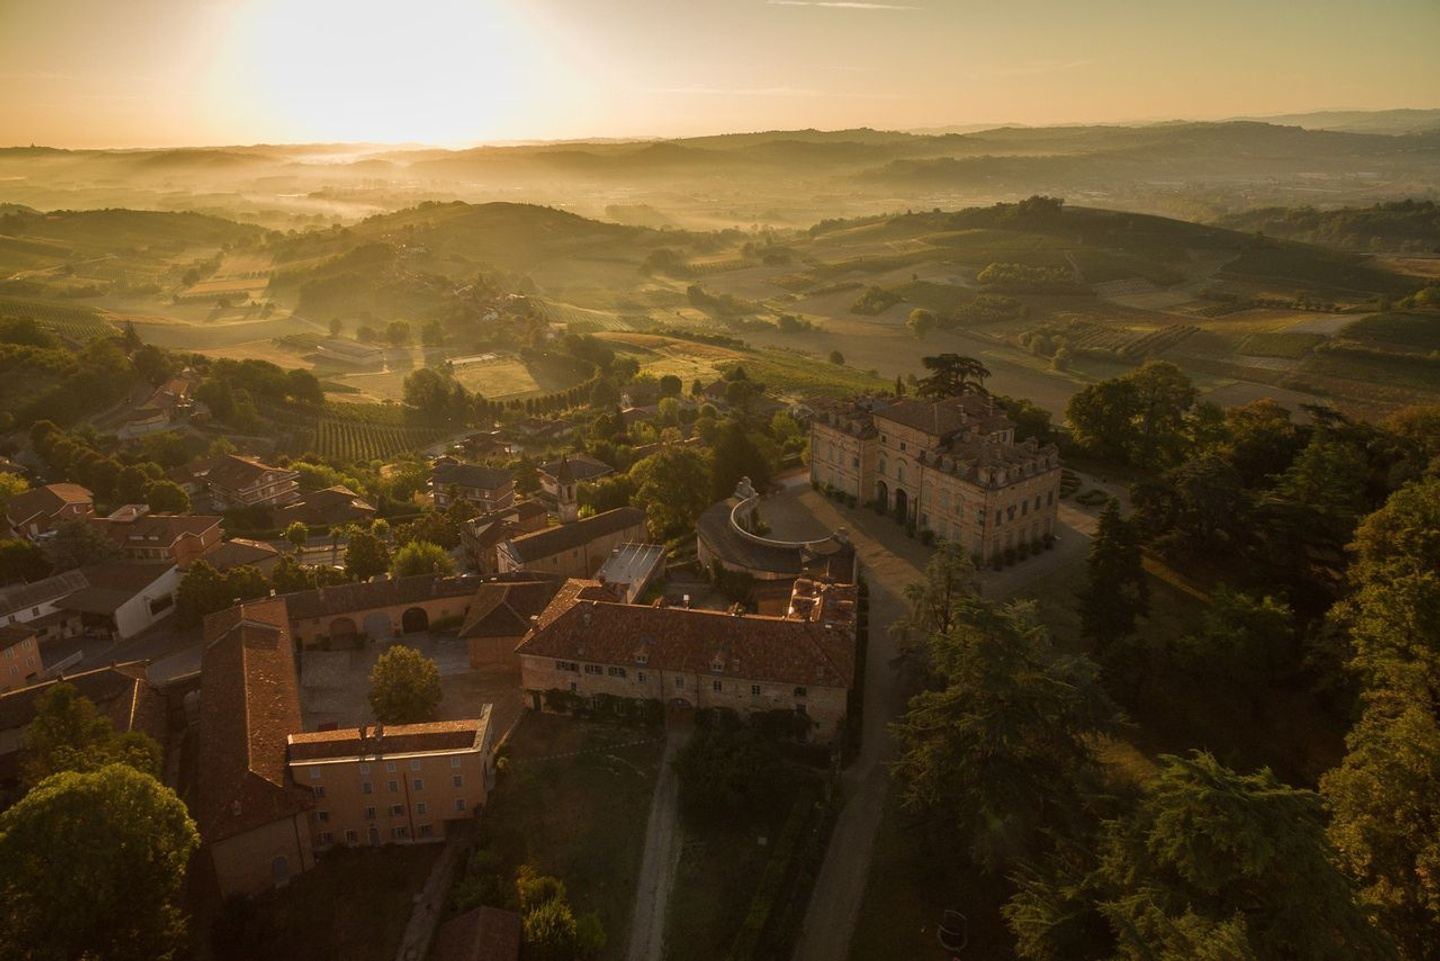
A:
[1236,108,1440,135]
[1217,201,1440,253]
[0,207,264,254]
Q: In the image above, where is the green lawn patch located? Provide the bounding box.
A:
[214,844,441,961]
[468,713,665,961]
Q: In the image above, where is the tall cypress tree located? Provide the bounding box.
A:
[1079,499,1148,646]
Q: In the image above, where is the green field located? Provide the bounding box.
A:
[1236,330,1326,358]
[1338,312,1440,352]
[0,297,115,340]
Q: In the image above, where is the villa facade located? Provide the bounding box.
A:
[810,394,1062,561]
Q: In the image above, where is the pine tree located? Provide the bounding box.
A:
[1079,499,1148,645]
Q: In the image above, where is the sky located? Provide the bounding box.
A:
[2,0,1438,148]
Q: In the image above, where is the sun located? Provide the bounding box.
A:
[211,0,579,145]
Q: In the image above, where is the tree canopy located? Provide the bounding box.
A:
[368,644,443,724]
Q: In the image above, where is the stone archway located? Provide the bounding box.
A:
[329,617,357,646]
[875,480,889,510]
[894,487,909,520]
[401,607,429,634]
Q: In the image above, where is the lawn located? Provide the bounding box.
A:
[213,844,441,961]
[663,767,827,961]
[468,713,665,961]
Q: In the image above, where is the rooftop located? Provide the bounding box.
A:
[431,906,522,961]
[5,483,94,525]
[538,453,613,483]
[278,573,480,621]
[0,569,89,618]
[596,542,666,588]
[432,461,515,492]
[200,538,280,572]
[518,589,856,689]
[60,562,175,616]
[287,713,491,763]
[94,511,221,548]
[458,579,565,639]
[203,454,297,493]
[196,599,312,842]
[503,507,646,563]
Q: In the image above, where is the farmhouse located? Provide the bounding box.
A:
[92,506,222,567]
[287,712,496,849]
[5,483,95,540]
[279,572,485,648]
[0,660,164,789]
[182,454,301,511]
[0,570,89,642]
[275,485,377,528]
[195,600,315,899]
[61,561,181,641]
[460,500,549,574]
[496,506,647,578]
[517,577,858,742]
[536,453,613,500]
[809,394,1062,562]
[0,625,43,693]
[431,459,516,513]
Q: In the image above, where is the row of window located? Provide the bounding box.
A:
[313,772,464,799]
[317,797,469,825]
[561,673,808,699]
[306,756,465,782]
[317,823,438,846]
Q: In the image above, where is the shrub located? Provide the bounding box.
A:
[919,529,936,546]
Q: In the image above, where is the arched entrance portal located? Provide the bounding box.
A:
[894,487,909,520]
[402,607,429,634]
[329,617,357,646]
[875,480,889,510]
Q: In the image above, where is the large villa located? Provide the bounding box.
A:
[809,393,1062,562]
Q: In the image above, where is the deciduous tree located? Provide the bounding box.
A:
[368,644,442,724]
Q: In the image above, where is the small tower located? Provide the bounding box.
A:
[556,455,579,524]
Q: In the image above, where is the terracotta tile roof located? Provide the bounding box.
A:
[196,599,312,842]
[0,570,88,618]
[276,486,377,526]
[204,455,297,494]
[278,573,480,621]
[288,712,491,763]
[432,462,514,492]
[61,562,175,616]
[538,453,613,483]
[518,591,855,689]
[458,580,564,639]
[503,507,646,564]
[5,483,93,526]
[94,512,221,548]
[0,661,160,739]
[872,395,1012,438]
[200,538,280,572]
[432,906,522,961]
[0,624,36,651]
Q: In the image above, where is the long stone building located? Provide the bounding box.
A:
[809,394,1061,561]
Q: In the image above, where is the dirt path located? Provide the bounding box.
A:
[626,728,690,961]
[788,484,1101,961]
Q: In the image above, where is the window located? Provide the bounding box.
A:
[1047,491,1053,506]
[637,671,647,682]
[674,676,684,689]
[364,807,376,821]
[452,774,463,788]
[1021,501,1028,516]
[569,681,578,692]
[389,804,404,817]
[308,769,322,781]
[345,830,358,844]
[584,664,603,675]
[607,666,627,678]
[413,778,424,791]
[555,660,579,672]
[712,680,722,692]
[361,781,373,795]
[409,760,422,772]
[385,762,397,773]
[450,756,462,768]
[794,686,808,698]
[750,684,762,696]
[312,785,326,798]
[392,826,410,841]
[317,810,330,823]
[455,798,467,812]
[419,823,434,839]
[388,780,398,793]
[359,763,371,775]
[319,831,334,845]
[417,802,428,815]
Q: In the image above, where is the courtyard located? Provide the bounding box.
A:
[298,631,524,738]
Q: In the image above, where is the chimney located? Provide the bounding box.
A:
[682,594,691,609]
[374,723,384,744]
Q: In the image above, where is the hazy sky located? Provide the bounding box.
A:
[2,0,1438,147]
